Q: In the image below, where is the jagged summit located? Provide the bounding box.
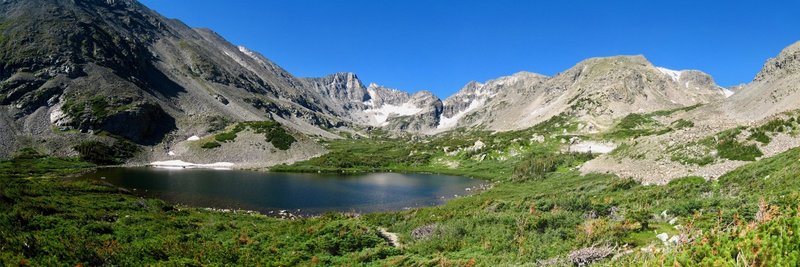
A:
[303,72,368,104]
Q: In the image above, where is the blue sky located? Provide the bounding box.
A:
[140,0,799,98]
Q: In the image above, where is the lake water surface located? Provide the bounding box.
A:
[80,167,484,215]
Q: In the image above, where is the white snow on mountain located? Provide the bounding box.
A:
[721,87,735,97]
[238,45,262,63]
[364,103,424,125]
[656,67,683,82]
[149,160,235,170]
[438,98,486,129]
[224,49,261,76]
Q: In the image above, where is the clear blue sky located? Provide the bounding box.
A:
[139,0,799,98]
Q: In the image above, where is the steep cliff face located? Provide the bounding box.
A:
[302,72,370,112]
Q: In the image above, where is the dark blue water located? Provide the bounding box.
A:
[81,168,483,214]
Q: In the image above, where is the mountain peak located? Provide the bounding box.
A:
[754,41,800,82]
[411,90,437,98]
[578,55,651,67]
[511,71,548,79]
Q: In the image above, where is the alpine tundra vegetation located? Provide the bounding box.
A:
[2,0,800,266]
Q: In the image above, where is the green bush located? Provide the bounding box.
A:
[717,140,763,161]
[512,152,593,182]
[532,114,578,133]
[604,113,671,139]
[265,126,296,150]
[209,121,296,150]
[512,154,561,181]
[241,121,297,150]
[75,141,115,164]
[670,119,694,130]
[73,139,139,165]
[617,113,656,130]
[671,153,716,166]
[761,118,789,132]
[201,141,221,149]
[61,96,116,125]
[627,209,651,230]
[214,132,238,142]
[305,219,383,256]
[13,147,45,160]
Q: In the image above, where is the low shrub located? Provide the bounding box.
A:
[617,113,656,130]
[13,147,45,160]
[74,139,139,165]
[214,132,238,142]
[512,152,593,182]
[717,140,762,161]
[748,130,771,144]
[201,141,221,149]
[670,119,694,130]
[210,121,296,150]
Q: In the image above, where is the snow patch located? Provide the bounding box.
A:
[365,102,423,125]
[224,47,267,77]
[721,88,735,98]
[438,99,486,129]
[656,67,683,82]
[187,135,200,141]
[238,45,263,64]
[167,151,176,156]
[473,85,495,98]
[569,141,617,154]
[149,160,234,170]
[365,86,380,106]
[50,106,66,124]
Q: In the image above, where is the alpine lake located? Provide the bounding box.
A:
[80,167,485,216]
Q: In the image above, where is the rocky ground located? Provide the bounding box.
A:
[581,113,800,184]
